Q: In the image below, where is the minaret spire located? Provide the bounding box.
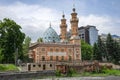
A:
[60,12,67,42]
[70,6,80,44]
[62,11,65,18]
[73,0,76,12]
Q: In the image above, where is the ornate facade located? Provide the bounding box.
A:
[28,8,81,71]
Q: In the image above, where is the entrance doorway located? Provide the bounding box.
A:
[28,64,31,71]
[43,64,46,70]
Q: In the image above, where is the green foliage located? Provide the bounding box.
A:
[37,37,43,42]
[105,33,120,64]
[112,41,120,64]
[81,40,93,60]
[106,69,120,76]
[93,33,120,64]
[22,36,31,62]
[67,68,76,77]
[101,68,120,76]
[93,36,106,61]
[106,33,114,62]
[93,43,99,60]
[0,48,4,62]
[55,70,61,77]
[0,64,19,71]
[71,69,120,77]
[0,18,25,63]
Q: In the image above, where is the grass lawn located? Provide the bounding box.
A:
[0,64,19,72]
[72,69,120,77]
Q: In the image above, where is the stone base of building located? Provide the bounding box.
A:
[20,60,114,73]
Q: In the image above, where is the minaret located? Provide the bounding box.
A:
[70,7,80,44]
[60,13,67,42]
[70,7,81,60]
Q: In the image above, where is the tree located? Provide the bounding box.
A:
[106,33,114,62]
[93,43,99,60]
[0,48,4,63]
[81,40,93,60]
[0,18,25,63]
[22,36,31,62]
[37,37,43,42]
[112,40,120,64]
[97,36,107,61]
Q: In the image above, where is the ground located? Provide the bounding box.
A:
[34,76,120,80]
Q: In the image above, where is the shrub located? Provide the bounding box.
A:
[55,70,61,77]
[67,68,76,77]
[0,64,18,71]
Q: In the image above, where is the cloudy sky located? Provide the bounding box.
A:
[0,0,120,42]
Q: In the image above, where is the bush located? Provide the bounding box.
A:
[55,70,61,77]
[0,64,18,71]
[67,68,76,77]
[103,69,120,76]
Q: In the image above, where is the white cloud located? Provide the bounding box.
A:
[0,2,119,42]
[78,15,120,35]
[0,2,61,42]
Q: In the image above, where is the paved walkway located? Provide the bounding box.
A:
[35,76,120,80]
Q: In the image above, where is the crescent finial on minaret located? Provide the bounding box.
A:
[62,11,65,18]
[73,0,76,12]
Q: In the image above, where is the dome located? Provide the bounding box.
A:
[42,26,60,43]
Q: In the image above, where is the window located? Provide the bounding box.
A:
[42,48,45,51]
[50,56,53,60]
[69,49,72,52]
[61,49,64,52]
[76,54,79,58]
[50,64,52,67]
[79,34,81,37]
[56,56,59,61]
[61,56,64,61]
[56,48,59,52]
[82,37,84,39]
[42,56,45,61]
[50,48,53,52]
[38,64,41,67]
[69,56,72,61]
[76,51,79,53]
[82,34,84,36]
[33,65,36,67]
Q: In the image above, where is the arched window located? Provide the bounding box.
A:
[56,48,59,52]
[69,56,72,61]
[61,49,64,52]
[56,56,59,61]
[61,56,64,61]
[42,56,45,61]
[50,64,52,67]
[50,56,53,60]
[38,64,41,67]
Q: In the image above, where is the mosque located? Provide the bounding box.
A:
[28,7,82,72]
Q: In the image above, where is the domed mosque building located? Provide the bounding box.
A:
[42,24,60,43]
[28,8,82,72]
